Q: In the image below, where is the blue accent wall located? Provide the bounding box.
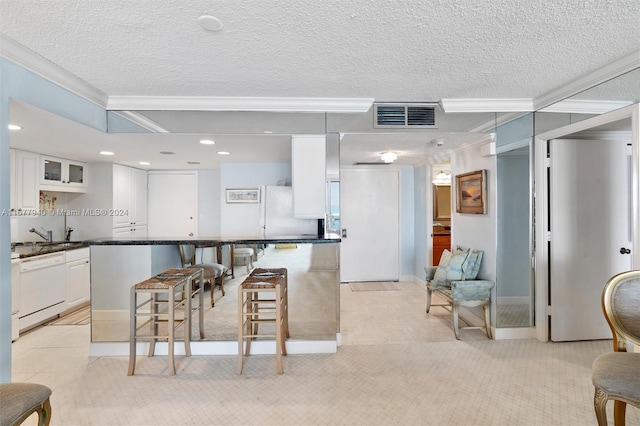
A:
[400,167,415,277]
[413,165,427,279]
[0,58,108,382]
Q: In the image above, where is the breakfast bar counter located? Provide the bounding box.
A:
[87,235,341,356]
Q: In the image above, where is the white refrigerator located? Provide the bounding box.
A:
[258,185,318,237]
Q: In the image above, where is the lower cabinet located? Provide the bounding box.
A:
[432,234,451,265]
[66,248,90,311]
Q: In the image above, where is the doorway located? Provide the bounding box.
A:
[432,163,451,265]
[534,105,639,342]
[339,169,399,282]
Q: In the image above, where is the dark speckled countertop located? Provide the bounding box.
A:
[11,242,89,259]
[11,235,340,259]
[77,234,341,246]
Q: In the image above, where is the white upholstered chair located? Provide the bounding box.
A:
[178,245,227,307]
[592,269,640,426]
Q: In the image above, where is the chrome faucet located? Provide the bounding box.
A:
[65,227,74,242]
[29,227,53,243]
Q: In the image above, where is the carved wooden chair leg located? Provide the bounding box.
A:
[452,304,461,340]
[484,304,492,339]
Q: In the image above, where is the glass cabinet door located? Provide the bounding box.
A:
[42,157,63,184]
[67,161,84,185]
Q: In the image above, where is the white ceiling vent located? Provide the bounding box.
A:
[374,103,437,128]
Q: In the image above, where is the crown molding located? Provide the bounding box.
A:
[111,111,170,133]
[538,99,633,114]
[533,49,640,111]
[440,98,534,113]
[0,34,108,107]
[107,96,375,113]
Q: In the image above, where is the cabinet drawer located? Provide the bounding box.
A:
[66,247,90,262]
[433,235,450,245]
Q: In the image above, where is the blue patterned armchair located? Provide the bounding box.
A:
[425,247,494,339]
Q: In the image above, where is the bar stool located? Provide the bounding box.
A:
[158,268,205,341]
[237,270,288,374]
[128,268,202,376]
[250,268,290,338]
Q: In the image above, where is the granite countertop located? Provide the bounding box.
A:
[11,242,89,259]
[84,234,341,246]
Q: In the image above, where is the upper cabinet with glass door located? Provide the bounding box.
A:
[40,155,87,192]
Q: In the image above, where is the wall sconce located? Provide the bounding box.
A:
[380,152,397,163]
[432,170,451,185]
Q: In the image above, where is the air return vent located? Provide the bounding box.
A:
[374,103,437,128]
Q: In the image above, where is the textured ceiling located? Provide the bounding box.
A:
[2,1,639,168]
[2,0,639,100]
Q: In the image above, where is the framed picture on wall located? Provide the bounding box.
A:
[226,188,260,203]
[455,169,487,214]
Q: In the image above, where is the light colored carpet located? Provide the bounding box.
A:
[349,282,400,291]
[497,303,531,327]
[12,323,638,426]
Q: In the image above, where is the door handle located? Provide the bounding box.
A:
[620,247,631,254]
[341,228,347,238]
[189,233,194,237]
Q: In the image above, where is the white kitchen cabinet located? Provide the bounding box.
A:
[40,154,87,193]
[65,247,90,311]
[11,149,40,213]
[113,164,147,229]
[292,135,326,219]
[112,225,147,239]
[66,163,148,240]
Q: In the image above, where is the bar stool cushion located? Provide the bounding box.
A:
[0,382,52,426]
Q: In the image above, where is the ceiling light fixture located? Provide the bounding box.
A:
[198,15,223,32]
[380,152,397,163]
[139,161,150,165]
[217,151,230,155]
[99,151,115,156]
[8,124,21,130]
[432,170,451,185]
[199,139,215,145]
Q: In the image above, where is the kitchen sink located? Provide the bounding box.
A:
[11,241,85,256]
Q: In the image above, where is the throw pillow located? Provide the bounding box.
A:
[432,248,469,288]
[462,250,484,280]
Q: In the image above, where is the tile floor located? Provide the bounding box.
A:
[11,273,640,425]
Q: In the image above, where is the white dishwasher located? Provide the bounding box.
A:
[11,255,20,341]
[19,251,67,331]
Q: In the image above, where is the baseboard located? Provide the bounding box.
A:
[497,296,530,305]
[493,327,536,340]
[90,339,338,356]
[92,309,129,321]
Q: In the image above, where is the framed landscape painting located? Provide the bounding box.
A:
[455,169,487,214]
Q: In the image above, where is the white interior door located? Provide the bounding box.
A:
[148,172,197,238]
[549,138,632,342]
[340,169,399,282]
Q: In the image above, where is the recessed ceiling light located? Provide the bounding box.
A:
[187,161,200,165]
[159,151,175,155]
[198,15,223,32]
[263,130,273,134]
[217,151,230,155]
[199,139,215,145]
[380,152,397,163]
[100,151,115,156]
[139,161,150,165]
[8,124,21,130]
